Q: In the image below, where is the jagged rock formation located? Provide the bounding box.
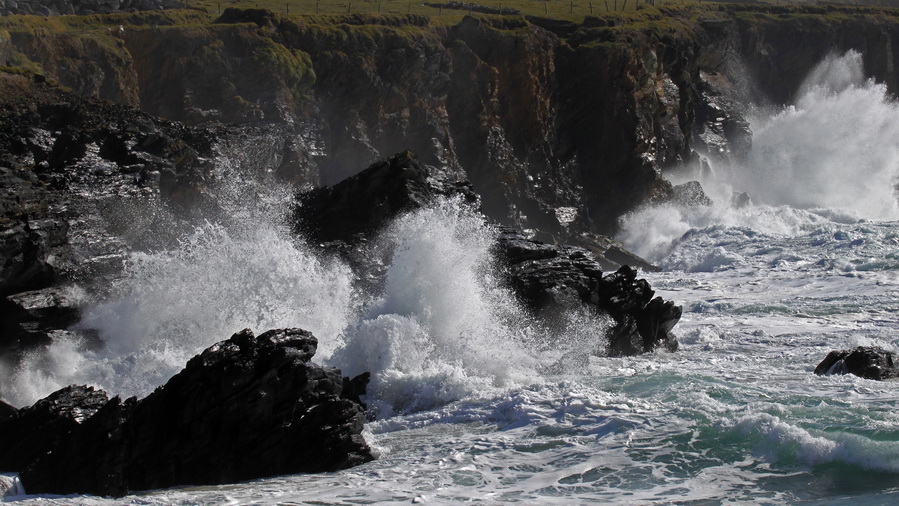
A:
[0,70,327,350]
[5,6,899,239]
[815,346,899,380]
[495,228,679,354]
[297,150,477,245]
[0,72,224,354]
[0,328,374,496]
[0,0,184,16]
[297,151,680,355]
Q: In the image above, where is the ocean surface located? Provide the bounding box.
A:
[3,52,899,504]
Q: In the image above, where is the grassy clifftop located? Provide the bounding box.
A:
[4,3,899,236]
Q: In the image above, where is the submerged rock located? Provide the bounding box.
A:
[0,328,373,497]
[814,346,899,380]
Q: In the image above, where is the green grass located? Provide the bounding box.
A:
[190,0,668,23]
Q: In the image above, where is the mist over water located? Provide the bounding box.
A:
[0,181,606,410]
[620,51,899,264]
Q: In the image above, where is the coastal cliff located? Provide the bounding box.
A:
[4,5,899,238]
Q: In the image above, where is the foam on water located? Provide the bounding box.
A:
[331,198,605,417]
[6,52,899,505]
[620,51,899,267]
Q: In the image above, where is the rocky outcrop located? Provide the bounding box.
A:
[0,328,374,496]
[0,71,217,350]
[814,346,899,380]
[297,149,477,245]
[0,72,317,358]
[0,287,83,354]
[596,265,680,355]
[495,228,679,354]
[297,151,680,355]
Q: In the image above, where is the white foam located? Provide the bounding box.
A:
[331,199,541,417]
[729,413,899,473]
[0,222,356,407]
[619,51,899,265]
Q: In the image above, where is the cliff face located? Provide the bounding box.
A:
[4,5,899,239]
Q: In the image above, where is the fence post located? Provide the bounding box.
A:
[544,1,548,14]
[569,1,573,14]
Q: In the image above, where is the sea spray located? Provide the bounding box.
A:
[619,51,899,264]
[0,223,356,407]
[331,198,542,417]
[2,194,610,410]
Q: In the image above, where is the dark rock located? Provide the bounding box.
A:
[0,385,109,474]
[1,287,83,354]
[597,266,681,356]
[814,346,899,381]
[0,328,373,497]
[495,230,680,355]
[299,151,680,357]
[601,245,661,273]
[0,400,18,421]
[495,226,603,318]
[296,150,477,245]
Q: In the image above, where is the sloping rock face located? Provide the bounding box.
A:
[0,72,223,354]
[815,346,899,380]
[297,149,477,245]
[297,151,680,355]
[0,328,373,497]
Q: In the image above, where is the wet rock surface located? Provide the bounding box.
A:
[814,346,899,380]
[298,151,680,356]
[495,230,680,355]
[0,287,83,354]
[0,328,374,497]
[296,150,477,245]
[0,73,216,296]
